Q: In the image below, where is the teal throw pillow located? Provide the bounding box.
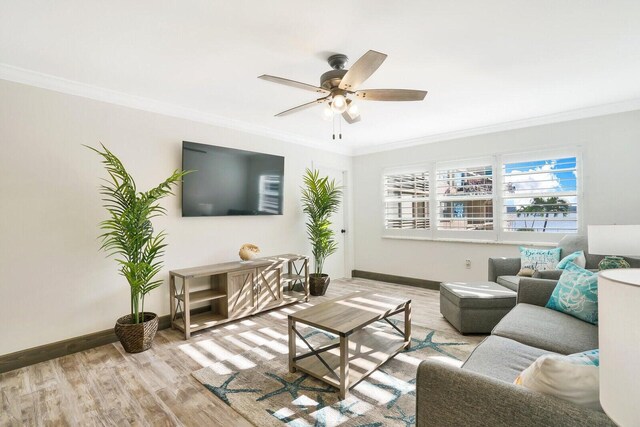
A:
[518,247,562,276]
[557,250,587,269]
[546,262,598,325]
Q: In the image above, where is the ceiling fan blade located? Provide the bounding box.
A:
[339,50,387,91]
[274,97,328,117]
[342,110,361,124]
[258,75,329,94]
[355,89,428,101]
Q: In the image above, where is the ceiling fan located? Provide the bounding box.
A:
[258,50,428,125]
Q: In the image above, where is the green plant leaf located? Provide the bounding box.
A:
[87,144,192,323]
[300,168,343,275]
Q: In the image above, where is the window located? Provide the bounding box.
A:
[383,171,430,229]
[382,149,580,242]
[502,156,578,233]
[436,163,493,231]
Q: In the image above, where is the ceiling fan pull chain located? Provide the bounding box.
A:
[331,114,336,141]
[339,115,342,139]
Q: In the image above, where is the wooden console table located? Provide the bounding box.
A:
[169,254,309,339]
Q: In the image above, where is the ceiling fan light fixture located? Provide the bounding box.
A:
[331,94,347,113]
[322,104,333,120]
[347,102,359,116]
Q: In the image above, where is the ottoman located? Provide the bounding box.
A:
[440,281,517,334]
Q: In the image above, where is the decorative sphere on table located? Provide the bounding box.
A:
[239,243,260,261]
[598,256,631,270]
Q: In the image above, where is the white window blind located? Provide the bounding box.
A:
[502,156,578,233]
[383,171,430,229]
[436,164,494,231]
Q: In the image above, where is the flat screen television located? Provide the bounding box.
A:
[182,141,284,216]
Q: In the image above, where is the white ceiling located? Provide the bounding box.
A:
[2,1,640,155]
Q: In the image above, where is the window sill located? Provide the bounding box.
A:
[382,235,558,247]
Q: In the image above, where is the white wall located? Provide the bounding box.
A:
[0,80,351,355]
[353,109,640,284]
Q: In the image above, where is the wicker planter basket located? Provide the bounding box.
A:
[309,274,330,296]
[114,312,159,353]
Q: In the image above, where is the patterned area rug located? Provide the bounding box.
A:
[192,314,477,427]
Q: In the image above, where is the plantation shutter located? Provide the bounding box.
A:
[383,171,430,229]
[436,164,494,231]
[502,156,578,233]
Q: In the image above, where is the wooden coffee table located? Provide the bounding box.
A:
[288,291,411,398]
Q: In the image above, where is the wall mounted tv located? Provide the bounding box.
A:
[182,141,284,217]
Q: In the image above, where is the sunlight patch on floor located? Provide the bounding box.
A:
[268,311,286,320]
[291,395,318,407]
[196,340,234,361]
[394,352,423,366]
[258,327,287,341]
[223,335,276,360]
[225,354,256,370]
[311,406,347,426]
[369,370,415,394]
[178,344,214,367]
[352,380,395,405]
[207,361,233,375]
[239,331,289,354]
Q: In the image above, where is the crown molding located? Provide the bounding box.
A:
[353,97,640,156]
[3,63,639,158]
[0,63,353,156]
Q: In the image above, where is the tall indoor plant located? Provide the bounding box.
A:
[301,168,342,296]
[88,144,188,353]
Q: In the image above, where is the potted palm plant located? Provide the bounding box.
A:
[301,168,342,296]
[88,144,188,353]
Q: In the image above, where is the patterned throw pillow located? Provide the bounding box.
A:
[518,247,562,277]
[546,262,598,324]
[557,250,587,269]
[514,349,601,410]
[571,349,599,367]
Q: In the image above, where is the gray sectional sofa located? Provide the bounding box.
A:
[416,236,640,426]
[416,279,613,426]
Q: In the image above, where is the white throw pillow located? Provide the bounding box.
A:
[514,352,601,410]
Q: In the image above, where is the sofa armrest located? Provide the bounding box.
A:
[416,359,614,427]
[516,278,559,306]
[488,257,521,282]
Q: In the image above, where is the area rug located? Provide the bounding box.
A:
[192,319,476,426]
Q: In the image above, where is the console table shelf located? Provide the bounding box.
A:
[170,254,309,339]
[176,289,226,304]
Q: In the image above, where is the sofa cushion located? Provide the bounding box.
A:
[496,275,520,291]
[462,335,557,383]
[440,281,516,309]
[492,303,598,354]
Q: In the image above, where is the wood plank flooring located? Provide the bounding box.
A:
[0,278,475,426]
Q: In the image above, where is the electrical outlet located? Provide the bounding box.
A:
[465,259,472,269]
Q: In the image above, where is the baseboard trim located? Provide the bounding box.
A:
[352,270,441,291]
[0,313,173,374]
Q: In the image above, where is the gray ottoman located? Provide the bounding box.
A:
[440,281,517,334]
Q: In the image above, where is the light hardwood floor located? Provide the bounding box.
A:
[0,278,473,426]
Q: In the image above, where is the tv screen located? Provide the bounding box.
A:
[182,141,284,216]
